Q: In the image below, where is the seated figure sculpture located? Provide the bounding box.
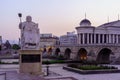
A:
[19,16,40,50]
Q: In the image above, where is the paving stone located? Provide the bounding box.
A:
[0,71,46,80]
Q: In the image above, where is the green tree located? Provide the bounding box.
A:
[12,44,20,50]
[4,40,11,49]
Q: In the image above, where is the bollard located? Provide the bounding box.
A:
[46,65,49,76]
[46,60,50,76]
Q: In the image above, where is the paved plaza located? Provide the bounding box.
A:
[1,64,120,80]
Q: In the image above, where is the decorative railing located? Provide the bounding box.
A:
[57,43,120,47]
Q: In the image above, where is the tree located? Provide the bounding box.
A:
[12,44,20,50]
[4,40,11,49]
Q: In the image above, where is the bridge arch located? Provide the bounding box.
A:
[77,48,87,60]
[64,48,71,59]
[48,47,52,54]
[55,48,60,56]
[96,48,112,63]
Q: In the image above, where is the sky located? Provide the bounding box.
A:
[1,0,120,43]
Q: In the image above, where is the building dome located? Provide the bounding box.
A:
[80,19,91,26]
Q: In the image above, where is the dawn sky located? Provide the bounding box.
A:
[1,0,120,42]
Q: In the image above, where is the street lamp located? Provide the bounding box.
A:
[46,60,50,76]
[18,13,22,23]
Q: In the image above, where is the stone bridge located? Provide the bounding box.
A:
[53,44,120,63]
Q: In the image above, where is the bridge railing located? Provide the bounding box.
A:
[57,43,120,47]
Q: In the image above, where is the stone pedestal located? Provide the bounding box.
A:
[19,50,42,75]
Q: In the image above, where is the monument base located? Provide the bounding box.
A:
[19,50,42,75]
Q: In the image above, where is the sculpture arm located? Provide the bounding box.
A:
[19,22,22,29]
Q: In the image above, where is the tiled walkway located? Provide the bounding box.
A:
[0,71,46,80]
[1,64,120,80]
[0,71,77,80]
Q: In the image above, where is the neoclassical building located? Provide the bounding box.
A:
[60,32,77,45]
[75,18,120,63]
[76,18,120,45]
[55,18,120,63]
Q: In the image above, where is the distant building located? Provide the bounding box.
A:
[0,36,2,45]
[40,33,59,53]
[59,32,77,45]
[54,18,120,63]
[0,36,2,50]
[40,33,52,37]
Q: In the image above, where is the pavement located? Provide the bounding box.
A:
[1,64,120,80]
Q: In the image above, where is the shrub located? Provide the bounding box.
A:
[42,60,65,64]
[68,64,118,70]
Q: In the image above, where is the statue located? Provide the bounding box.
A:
[19,16,40,50]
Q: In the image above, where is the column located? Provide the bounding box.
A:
[106,34,108,43]
[116,34,118,44]
[111,34,113,43]
[87,33,89,44]
[77,34,79,44]
[98,34,100,44]
[94,34,96,44]
[107,34,109,43]
[113,34,115,44]
[118,35,120,43]
[79,34,81,44]
[83,33,85,44]
[109,34,111,43]
[102,34,104,43]
[91,34,93,44]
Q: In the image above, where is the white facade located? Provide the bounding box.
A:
[40,33,52,37]
[40,33,59,49]
[60,32,77,45]
[76,18,120,45]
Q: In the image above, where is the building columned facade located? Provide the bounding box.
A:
[54,18,120,63]
[76,18,120,45]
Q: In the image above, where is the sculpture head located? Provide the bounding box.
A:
[26,16,32,22]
